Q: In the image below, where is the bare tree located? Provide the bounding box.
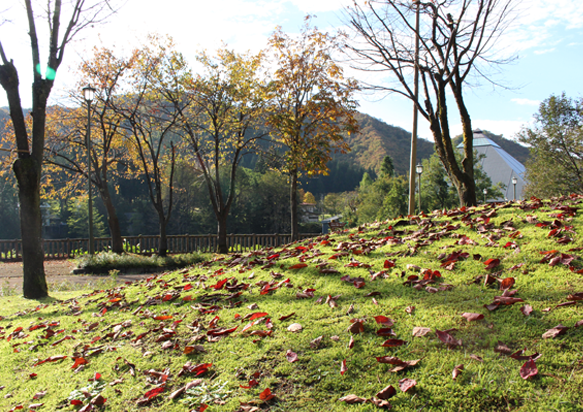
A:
[0,0,119,298]
[344,0,516,207]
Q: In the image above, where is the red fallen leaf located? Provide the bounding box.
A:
[376,385,397,400]
[71,357,89,369]
[484,258,500,270]
[33,355,67,367]
[183,284,193,291]
[374,316,394,327]
[197,404,208,412]
[376,328,396,336]
[143,386,165,400]
[338,394,366,404]
[575,320,583,328]
[250,330,272,338]
[510,349,541,361]
[289,263,308,270]
[240,379,259,389]
[542,324,569,339]
[381,339,406,347]
[348,335,355,349]
[399,378,417,392]
[279,313,295,321]
[365,291,381,297]
[520,359,538,380]
[207,326,238,336]
[500,277,515,290]
[555,301,577,309]
[494,296,524,305]
[89,372,102,381]
[153,315,173,321]
[484,302,500,311]
[286,350,299,363]
[91,394,106,406]
[70,400,83,406]
[375,356,403,364]
[520,305,533,316]
[248,312,269,321]
[340,359,347,375]
[452,364,464,380]
[259,388,275,401]
[210,278,229,290]
[436,330,462,347]
[461,312,484,322]
[384,260,395,268]
[29,373,37,379]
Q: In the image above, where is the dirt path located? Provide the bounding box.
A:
[0,260,156,291]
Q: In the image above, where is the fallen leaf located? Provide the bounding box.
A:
[436,330,462,347]
[287,323,302,332]
[259,388,275,401]
[542,324,569,339]
[310,336,323,349]
[376,385,396,400]
[452,364,464,380]
[340,359,347,375]
[461,312,484,321]
[374,316,394,326]
[520,359,538,380]
[398,378,417,392]
[338,394,366,404]
[412,327,431,337]
[286,350,298,363]
[381,339,406,347]
[520,305,533,316]
[348,336,354,349]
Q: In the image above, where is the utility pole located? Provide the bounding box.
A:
[408,0,421,215]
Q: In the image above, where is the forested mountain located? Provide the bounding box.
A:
[340,112,435,175]
[452,130,530,165]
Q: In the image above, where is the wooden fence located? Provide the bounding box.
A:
[0,233,319,261]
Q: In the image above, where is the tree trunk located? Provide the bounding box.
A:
[98,184,123,254]
[158,213,168,257]
[13,157,48,299]
[217,213,228,254]
[290,169,298,241]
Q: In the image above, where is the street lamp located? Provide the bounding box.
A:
[83,85,96,255]
[512,176,518,201]
[483,188,488,204]
[416,163,423,214]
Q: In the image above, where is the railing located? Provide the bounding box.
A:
[0,233,319,262]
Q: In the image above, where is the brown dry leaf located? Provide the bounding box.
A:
[412,327,431,337]
[348,321,364,334]
[287,323,302,332]
[376,385,396,400]
[461,312,484,322]
[405,306,415,314]
[331,335,340,342]
[340,359,347,376]
[436,330,462,347]
[338,394,366,404]
[310,336,323,349]
[452,364,464,380]
[542,324,569,339]
[398,378,417,392]
[520,305,533,316]
[470,354,483,362]
[348,335,355,349]
[286,350,298,363]
[346,303,354,315]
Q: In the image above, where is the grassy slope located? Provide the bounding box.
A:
[0,197,582,412]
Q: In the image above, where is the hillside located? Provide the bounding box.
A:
[0,196,581,411]
[453,130,530,165]
[340,113,435,175]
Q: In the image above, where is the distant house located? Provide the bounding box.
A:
[299,203,320,223]
[457,130,526,201]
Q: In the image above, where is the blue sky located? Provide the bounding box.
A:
[1,0,582,142]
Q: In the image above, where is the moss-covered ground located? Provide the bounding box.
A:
[0,196,582,411]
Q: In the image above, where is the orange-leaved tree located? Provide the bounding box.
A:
[45,47,139,253]
[267,21,360,240]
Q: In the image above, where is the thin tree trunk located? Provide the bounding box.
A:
[158,213,167,257]
[290,169,298,241]
[98,184,123,254]
[13,157,48,298]
[217,213,228,254]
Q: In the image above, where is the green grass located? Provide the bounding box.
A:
[75,251,207,273]
[0,197,582,411]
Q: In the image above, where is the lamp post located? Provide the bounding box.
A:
[416,163,423,214]
[83,85,96,255]
[483,188,488,204]
[407,0,421,215]
[512,176,517,201]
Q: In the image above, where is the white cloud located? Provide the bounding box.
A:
[511,98,541,106]
[533,48,556,55]
[285,0,351,13]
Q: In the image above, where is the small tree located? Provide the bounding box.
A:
[268,21,360,241]
[519,93,583,197]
